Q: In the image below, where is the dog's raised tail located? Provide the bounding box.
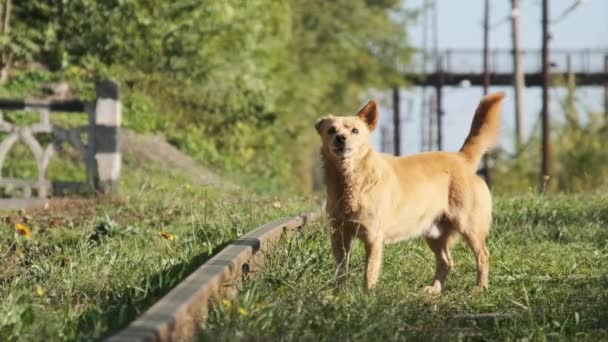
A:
[460,92,505,167]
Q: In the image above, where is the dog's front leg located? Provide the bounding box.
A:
[364,238,384,290]
[331,228,353,286]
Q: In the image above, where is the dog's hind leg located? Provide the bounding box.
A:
[331,228,354,286]
[423,229,458,294]
[462,229,490,290]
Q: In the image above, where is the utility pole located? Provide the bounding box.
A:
[432,0,441,151]
[511,0,525,149]
[483,0,490,93]
[604,54,608,118]
[566,53,575,91]
[392,87,401,156]
[435,57,444,151]
[429,93,436,150]
[481,0,492,187]
[380,126,389,153]
[541,0,551,191]
[420,94,428,151]
[420,0,430,152]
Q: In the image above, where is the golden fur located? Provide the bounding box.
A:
[315,92,506,293]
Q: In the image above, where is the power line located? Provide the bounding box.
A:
[551,0,588,23]
[490,0,588,29]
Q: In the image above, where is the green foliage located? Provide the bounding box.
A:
[493,84,608,195]
[6,0,413,193]
[552,88,608,192]
[0,0,40,69]
[0,70,54,97]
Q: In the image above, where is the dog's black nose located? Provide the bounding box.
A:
[335,134,346,144]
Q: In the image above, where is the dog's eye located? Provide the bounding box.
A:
[327,127,337,135]
[352,128,359,134]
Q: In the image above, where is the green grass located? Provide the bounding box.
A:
[203,195,608,341]
[0,157,316,341]
[0,69,320,341]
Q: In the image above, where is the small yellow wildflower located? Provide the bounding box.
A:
[159,232,175,241]
[272,201,281,209]
[221,299,232,308]
[238,307,249,316]
[36,286,44,297]
[15,223,32,239]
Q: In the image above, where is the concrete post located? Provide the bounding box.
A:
[91,80,121,194]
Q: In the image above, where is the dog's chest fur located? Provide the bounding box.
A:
[322,150,450,243]
[322,151,382,225]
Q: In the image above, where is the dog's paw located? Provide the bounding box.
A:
[421,285,442,295]
[472,285,488,294]
[364,283,379,293]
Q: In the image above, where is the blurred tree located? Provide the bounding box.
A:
[1,0,43,83]
[6,0,413,191]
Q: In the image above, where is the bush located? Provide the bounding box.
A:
[493,84,608,194]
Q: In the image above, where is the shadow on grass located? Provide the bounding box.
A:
[74,240,234,341]
[387,277,608,340]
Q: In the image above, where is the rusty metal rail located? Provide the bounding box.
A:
[405,48,608,87]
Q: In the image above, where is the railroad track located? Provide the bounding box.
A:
[106,211,321,342]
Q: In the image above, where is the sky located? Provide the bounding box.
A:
[373,0,608,155]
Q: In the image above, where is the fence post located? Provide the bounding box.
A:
[91,80,121,194]
[604,54,607,118]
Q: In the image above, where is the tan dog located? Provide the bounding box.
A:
[315,92,505,293]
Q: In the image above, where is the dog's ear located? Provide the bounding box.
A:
[314,115,332,135]
[356,100,378,131]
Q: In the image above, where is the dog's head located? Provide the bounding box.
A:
[314,100,378,161]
